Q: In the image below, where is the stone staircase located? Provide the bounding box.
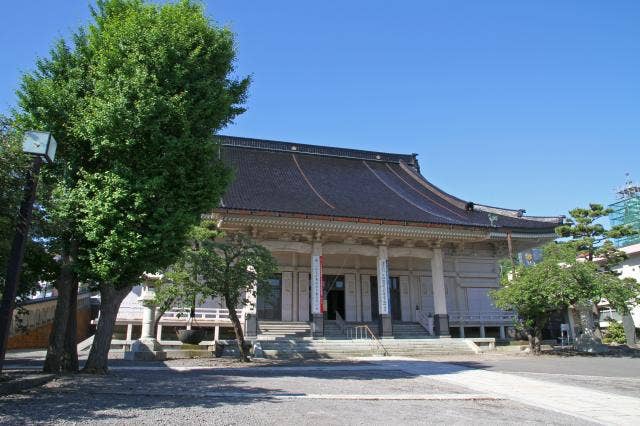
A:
[257,338,476,359]
[254,320,475,359]
[324,321,380,339]
[257,321,312,340]
[392,321,431,339]
[324,321,429,339]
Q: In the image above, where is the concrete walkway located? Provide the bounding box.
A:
[366,357,640,425]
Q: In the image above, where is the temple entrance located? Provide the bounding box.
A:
[257,275,282,321]
[390,277,401,321]
[370,276,379,321]
[324,275,345,320]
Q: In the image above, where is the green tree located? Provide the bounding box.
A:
[556,204,636,264]
[196,235,277,361]
[166,233,277,361]
[491,243,640,354]
[555,204,639,347]
[15,0,247,373]
[151,222,220,329]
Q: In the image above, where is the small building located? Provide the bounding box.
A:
[115,136,561,344]
[598,243,640,333]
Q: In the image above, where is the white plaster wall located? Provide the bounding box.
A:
[613,250,640,326]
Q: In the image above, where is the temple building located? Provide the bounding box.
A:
[115,136,561,348]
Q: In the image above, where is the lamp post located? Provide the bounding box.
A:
[0,131,57,372]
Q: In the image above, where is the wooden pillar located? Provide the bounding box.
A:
[431,247,450,336]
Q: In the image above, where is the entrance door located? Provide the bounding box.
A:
[389,277,401,321]
[324,275,345,320]
[257,275,282,320]
[370,276,379,321]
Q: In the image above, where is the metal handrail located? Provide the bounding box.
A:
[416,310,434,335]
[335,311,347,333]
[346,324,388,356]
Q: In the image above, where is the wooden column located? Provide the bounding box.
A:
[431,247,450,336]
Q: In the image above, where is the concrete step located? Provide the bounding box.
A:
[257,337,476,359]
[257,321,312,340]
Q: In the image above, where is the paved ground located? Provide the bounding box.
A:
[2,352,639,425]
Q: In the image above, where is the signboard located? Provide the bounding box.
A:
[377,258,390,315]
[311,255,324,314]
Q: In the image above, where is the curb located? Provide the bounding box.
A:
[0,373,55,396]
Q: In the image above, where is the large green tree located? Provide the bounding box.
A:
[15,0,247,373]
[492,243,640,353]
[556,204,638,347]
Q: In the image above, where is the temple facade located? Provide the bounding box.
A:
[115,136,561,344]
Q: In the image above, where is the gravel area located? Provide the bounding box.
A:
[2,353,637,424]
[0,367,588,425]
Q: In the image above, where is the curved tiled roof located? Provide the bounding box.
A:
[217,135,562,232]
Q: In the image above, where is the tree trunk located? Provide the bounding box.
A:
[225,296,249,362]
[527,329,542,355]
[576,302,601,341]
[43,241,78,373]
[82,285,131,374]
[60,276,79,372]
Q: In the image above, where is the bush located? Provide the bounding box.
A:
[603,321,627,344]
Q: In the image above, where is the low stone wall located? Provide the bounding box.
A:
[7,294,92,350]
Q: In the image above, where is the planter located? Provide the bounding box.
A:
[176,329,205,345]
[214,341,225,358]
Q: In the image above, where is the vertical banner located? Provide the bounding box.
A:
[320,256,324,313]
[311,255,323,314]
[377,258,390,315]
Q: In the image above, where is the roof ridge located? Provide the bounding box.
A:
[216,134,419,166]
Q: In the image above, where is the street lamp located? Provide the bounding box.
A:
[0,131,57,372]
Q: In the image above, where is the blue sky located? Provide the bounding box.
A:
[1,1,638,218]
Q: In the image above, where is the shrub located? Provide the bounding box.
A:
[603,321,626,344]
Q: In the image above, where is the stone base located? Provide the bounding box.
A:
[622,315,637,346]
[245,313,258,339]
[124,339,167,361]
[379,314,393,338]
[312,313,324,338]
[434,314,450,337]
[575,335,607,353]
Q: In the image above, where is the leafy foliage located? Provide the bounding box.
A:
[556,204,637,264]
[159,231,278,360]
[491,242,640,352]
[13,0,249,372]
[15,0,247,288]
[555,203,640,315]
[603,321,626,345]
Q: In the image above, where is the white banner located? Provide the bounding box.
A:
[377,258,390,315]
[311,255,323,314]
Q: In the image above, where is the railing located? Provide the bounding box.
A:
[449,311,517,326]
[335,311,347,334]
[416,310,434,335]
[116,306,244,324]
[346,324,388,356]
[598,308,623,323]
